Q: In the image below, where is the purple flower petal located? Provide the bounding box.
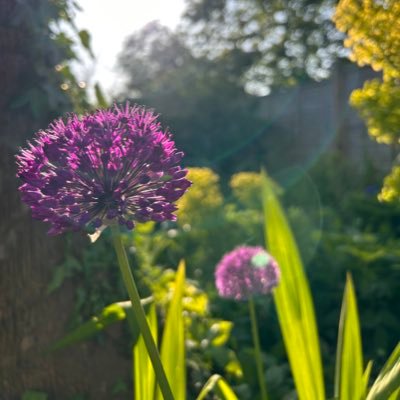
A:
[16,104,191,235]
[215,246,280,301]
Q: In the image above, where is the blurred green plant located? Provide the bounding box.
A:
[134,262,238,400]
[48,160,400,399]
[51,258,242,399]
[230,172,263,210]
[177,167,224,227]
[21,391,48,400]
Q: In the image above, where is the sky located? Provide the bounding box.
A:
[73,0,186,98]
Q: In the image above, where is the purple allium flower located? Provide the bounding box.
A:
[16,104,191,235]
[215,246,280,301]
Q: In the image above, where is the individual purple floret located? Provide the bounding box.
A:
[215,246,280,300]
[16,104,191,235]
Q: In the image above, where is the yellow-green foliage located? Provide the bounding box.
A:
[350,80,400,145]
[334,0,400,80]
[334,0,400,200]
[177,167,223,226]
[230,172,262,209]
[378,166,400,203]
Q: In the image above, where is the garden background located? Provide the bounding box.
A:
[0,0,399,399]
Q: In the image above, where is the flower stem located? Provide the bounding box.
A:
[111,225,174,400]
[248,296,269,400]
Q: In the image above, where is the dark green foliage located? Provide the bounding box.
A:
[48,232,126,326]
[312,197,400,370]
[22,391,48,400]
[1,0,91,148]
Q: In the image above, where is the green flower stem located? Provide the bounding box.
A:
[111,225,174,400]
[248,296,269,400]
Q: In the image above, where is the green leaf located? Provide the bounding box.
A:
[94,83,108,108]
[156,261,186,400]
[112,378,128,395]
[196,374,238,400]
[50,302,126,351]
[367,343,400,400]
[376,343,400,379]
[334,274,364,400]
[133,303,158,400]
[50,299,152,351]
[363,361,374,394]
[22,391,48,400]
[388,389,400,400]
[78,29,94,57]
[46,265,69,293]
[47,256,81,293]
[261,171,325,400]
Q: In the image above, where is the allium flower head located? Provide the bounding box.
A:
[215,246,280,300]
[16,104,191,235]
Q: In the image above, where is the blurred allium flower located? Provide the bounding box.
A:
[215,246,280,300]
[16,104,191,235]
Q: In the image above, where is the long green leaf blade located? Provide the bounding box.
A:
[261,171,325,400]
[50,302,127,351]
[49,298,152,351]
[367,343,400,400]
[133,303,158,400]
[156,261,186,400]
[363,361,374,395]
[335,274,364,400]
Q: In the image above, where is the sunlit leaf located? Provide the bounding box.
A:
[367,343,400,400]
[133,303,157,400]
[261,170,325,400]
[156,261,186,400]
[50,299,152,351]
[363,361,374,395]
[334,274,364,400]
[196,374,238,400]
